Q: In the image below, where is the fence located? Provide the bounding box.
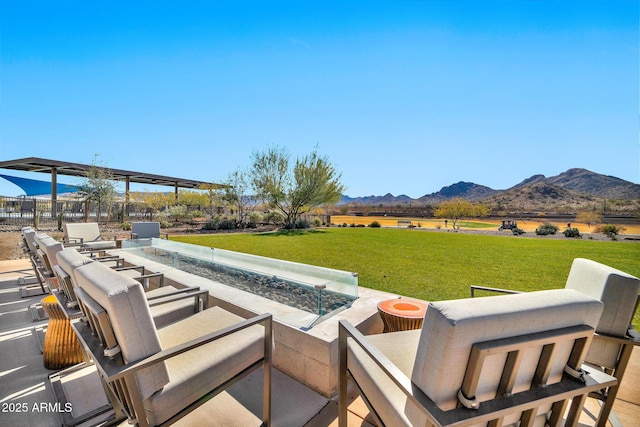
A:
[0,196,332,230]
[0,196,159,229]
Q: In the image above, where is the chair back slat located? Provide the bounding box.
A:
[496,351,522,397]
[532,343,557,388]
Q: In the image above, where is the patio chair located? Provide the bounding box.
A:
[131,221,168,240]
[21,226,39,255]
[63,222,117,251]
[19,227,50,296]
[339,289,617,427]
[34,233,64,275]
[71,260,272,427]
[55,248,209,328]
[471,258,640,427]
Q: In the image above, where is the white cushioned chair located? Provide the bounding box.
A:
[471,258,640,427]
[63,222,117,250]
[20,228,49,296]
[71,260,272,427]
[339,289,617,427]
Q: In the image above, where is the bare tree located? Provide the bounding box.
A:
[222,168,258,228]
[575,211,602,230]
[78,155,118,226]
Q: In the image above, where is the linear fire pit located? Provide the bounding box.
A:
[114,238,394,396]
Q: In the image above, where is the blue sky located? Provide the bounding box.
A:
[1,0,638,198]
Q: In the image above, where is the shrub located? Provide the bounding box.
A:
[313,218,322,227]
[202,216,237,230]
[121,222,132,231]
[595,224,625,240]
[264,211,284,225]
[249,211,263,225]
[283,219,312,229]
[511,227,525,235]
[295,219,311,229]
[535,223,558,235]
[369,221,381,228]
[563,227,582,238]
[160,221,172,229]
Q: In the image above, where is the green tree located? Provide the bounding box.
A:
[78,155,118,226]
[434,198,490,230]
[250,146,345,229]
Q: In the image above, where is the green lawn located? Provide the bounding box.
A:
[171,227,640,323]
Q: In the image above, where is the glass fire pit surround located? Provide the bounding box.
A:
[120,238,359,328]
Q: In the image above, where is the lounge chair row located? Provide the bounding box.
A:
[21,226,272,426]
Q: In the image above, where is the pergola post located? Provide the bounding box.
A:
[51,167,58,219]
[126,177,131,218]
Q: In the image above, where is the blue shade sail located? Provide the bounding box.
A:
[0,174,81,196]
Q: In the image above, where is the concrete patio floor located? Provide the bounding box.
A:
[0,258,638,426]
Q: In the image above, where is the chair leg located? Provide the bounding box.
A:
[262,319,272,427]
[338,324,348,427]
[595,343,634,427]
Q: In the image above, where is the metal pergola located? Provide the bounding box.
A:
[0,157,223,218]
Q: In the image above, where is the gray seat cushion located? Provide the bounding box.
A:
[144,306,266,425]
[347,330,421,426]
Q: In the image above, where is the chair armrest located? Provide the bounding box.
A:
[95,256,126,268]
[64,237,84,245]
[144,286,201,301]
[115,265,146,274]
[339,320,437,425]
[470,285,523,298]
[593,330,640,346]
[146,289,209,310]
[133,272,165,288]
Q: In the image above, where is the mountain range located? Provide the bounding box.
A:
[339,168,640,211]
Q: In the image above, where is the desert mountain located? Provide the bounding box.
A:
[339,168,640,210]
[543,168,639,199]
[417,181,498,203]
